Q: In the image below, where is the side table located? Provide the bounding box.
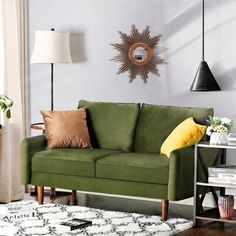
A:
[193,141,236,227]
[30,122,45,131]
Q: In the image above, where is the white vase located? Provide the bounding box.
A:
[210,132,228,145]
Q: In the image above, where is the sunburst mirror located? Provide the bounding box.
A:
[111,25,166,82]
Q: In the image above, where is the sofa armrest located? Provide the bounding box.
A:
[20,135,47,184]
[168,146,219,201]
[168,146,194,200]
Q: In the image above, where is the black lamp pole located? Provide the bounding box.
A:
[51,28,55,110]
[202,0,204,62]
[190,0,221,91]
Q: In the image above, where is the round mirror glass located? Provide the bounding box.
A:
[133,47,148,62]
[128,42,152,66]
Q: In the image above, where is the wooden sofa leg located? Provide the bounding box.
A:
[72,190,77,199]
[50,187,56,196]
[161,199,169,221]
[37,186,44,205]
[72,190,77,205]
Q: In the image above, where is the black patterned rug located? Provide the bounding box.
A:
[0,202,192,235]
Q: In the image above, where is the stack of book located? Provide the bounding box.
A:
[0,200,38,222]
[208,165,236,185]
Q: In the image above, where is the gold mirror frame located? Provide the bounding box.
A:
[111,25,166,82]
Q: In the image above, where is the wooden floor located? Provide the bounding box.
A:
[25,190,236,236]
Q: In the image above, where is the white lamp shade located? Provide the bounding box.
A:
[31,31,72,63]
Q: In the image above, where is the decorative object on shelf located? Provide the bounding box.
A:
[0,95,13,119]
[190,0,220,91]
[206,116,233,144]
[210,132,228,145]
[111,25,166,82]
[31,28,72,111]
[218,195,234,219]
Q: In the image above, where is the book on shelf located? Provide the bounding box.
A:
[209,172,236,179]
[208,165,236,176]
[208,177,236,185]
[208,165,236,185]
[52,218,92,233]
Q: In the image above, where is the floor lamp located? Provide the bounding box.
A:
[31,28,72,110]
[190,0,220,91]
[30,29,72,196]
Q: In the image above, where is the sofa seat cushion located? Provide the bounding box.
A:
[32,148,121,177]
[78,100,140,152]
[96,153,169,184]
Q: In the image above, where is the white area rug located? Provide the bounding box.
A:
[0,202,192,236]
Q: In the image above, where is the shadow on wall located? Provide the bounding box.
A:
[162,0,226,41]
[160,1,201,41]
[70,32,87,63]
[167,14,236,60]
[162,0,229,51]
[212,62,236,91]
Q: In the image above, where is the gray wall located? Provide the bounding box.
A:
[28,0,236,124]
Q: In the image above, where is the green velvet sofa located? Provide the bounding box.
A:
[21,100,213,220]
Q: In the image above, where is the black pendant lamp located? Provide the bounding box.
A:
[190,0,221,91]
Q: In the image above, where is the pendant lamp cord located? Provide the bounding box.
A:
[202,0,205,61]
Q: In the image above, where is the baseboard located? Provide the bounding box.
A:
[40,187,235,208]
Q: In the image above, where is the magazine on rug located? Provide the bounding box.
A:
[0,221,18,235]
[0,200,38,221]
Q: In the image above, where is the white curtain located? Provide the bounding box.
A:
[0,0,28,202]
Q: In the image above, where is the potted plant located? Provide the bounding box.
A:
[0,95,13,120]
[206,116,233,144]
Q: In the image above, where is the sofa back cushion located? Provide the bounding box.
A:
[134,104,213,153]
[78,100,140,151]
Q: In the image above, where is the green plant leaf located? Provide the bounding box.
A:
[0,95,13,119]
[6,109,11,119]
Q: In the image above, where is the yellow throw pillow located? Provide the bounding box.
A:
[160,117,206,157]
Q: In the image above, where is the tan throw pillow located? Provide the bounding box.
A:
[41,109,92,149]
